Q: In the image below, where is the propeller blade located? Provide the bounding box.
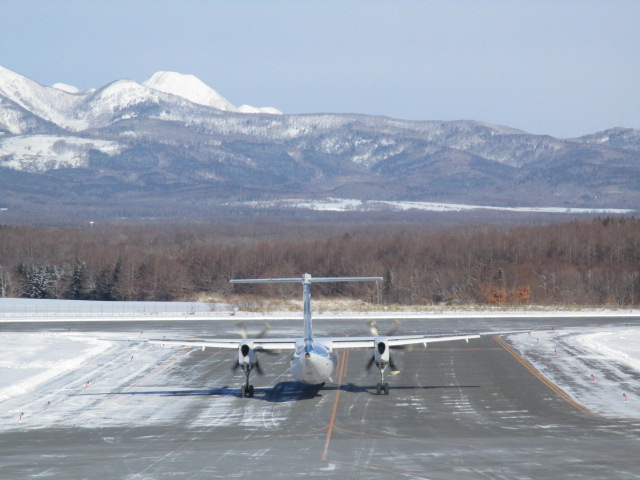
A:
[232,360,241,372]
[387,319,402,336]
[367,319,379,336]
[257,322,271,338]
[235,321,271,339]
[255,359,264,375]
[367,319,401,336]
[235,321,248,339]
[366,355,376,371]
[389,357,400,374]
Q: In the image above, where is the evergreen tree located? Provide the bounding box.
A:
[17,264,55,299]
[67,259,86,300]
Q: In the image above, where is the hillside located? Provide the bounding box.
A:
[0,66,638,221]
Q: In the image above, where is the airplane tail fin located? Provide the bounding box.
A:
[230,274,382,347]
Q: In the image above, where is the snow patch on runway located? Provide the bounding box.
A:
[0,328,296,432]
[575,331,640,373]
[0,330,197,430]
[0,333,111,401]
[508,327,640,419]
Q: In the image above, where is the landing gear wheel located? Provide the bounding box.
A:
[241,385,247,398]
[248,385,254,397]
[383,383,390,395]
[376,383,382,395]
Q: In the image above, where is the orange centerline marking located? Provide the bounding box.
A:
[322,349,349,461]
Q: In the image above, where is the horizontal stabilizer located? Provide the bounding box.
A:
[231,273,382,284]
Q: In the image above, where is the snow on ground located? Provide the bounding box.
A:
[0,298,213,315]
[2,298,639,322]
[507,327,640,419]
[0,329,200,431]
[0,135,122,172]
[0,328,297,432]
[234,197,635,215]
[0,332,111,402]
[0,299,296,431]
[0,298,225,320]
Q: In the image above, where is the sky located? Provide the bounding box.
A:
[0,0,638,138]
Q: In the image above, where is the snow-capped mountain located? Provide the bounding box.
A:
[142,71,282,114]
[51,83,81,94]
[0,66,87,132]
[142,71,235,112]
[0,66,638,221]
[0,66,280,134]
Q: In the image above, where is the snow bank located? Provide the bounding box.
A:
[0,333,111,401]
[508,327,640,419]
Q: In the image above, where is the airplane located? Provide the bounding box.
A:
[149,274,480,397]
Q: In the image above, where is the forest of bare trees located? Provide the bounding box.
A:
[0,217,639,306]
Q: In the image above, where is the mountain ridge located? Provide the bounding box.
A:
[0,67,281,134]
[0,66,638,221]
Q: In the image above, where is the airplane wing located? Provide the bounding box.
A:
[148,337,297,351]
[327,333,481,349]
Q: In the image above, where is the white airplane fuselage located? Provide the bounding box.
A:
[290,342,337,384]
[288,276,339,384]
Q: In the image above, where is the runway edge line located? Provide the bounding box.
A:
[492,335,602,418]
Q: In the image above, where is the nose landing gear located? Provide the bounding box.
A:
[375,360,391,395]
[376,380,390,395]
[240,365,255,398]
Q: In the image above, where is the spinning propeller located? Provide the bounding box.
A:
[235,320,271,340]
[365,319,402,376]
[231,321,272,392]
[366,319,401,337]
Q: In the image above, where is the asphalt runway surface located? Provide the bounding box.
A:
[2,316,640,479]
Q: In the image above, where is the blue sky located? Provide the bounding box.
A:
[1,0,638,137]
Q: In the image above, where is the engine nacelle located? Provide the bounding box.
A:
[238,342,255,366]
[374,338,390,364]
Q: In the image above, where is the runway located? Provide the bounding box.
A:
[2,316,640,479]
